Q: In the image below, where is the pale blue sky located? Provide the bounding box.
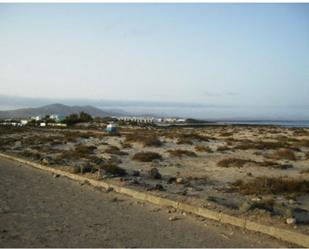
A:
[0,4,308,115]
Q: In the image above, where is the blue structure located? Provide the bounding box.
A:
[105,123,118,134]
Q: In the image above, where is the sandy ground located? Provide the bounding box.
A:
[1,125,308,232]
[0,158,292,248]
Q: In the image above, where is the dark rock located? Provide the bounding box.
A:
[80,164,93,174]
[208,196,239,210]
[132,170,140,177]
[278,164,293,170]
[167,177,177,184]
[148,167,161,179]
[292,208,309,224]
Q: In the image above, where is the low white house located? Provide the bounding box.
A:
[40,122,46,127]
[20,120,28,126]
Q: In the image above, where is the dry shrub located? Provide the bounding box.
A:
[163,132,209,143]
[125,133,163,147]
[220,132,233,137]
[20,150,42,160]
[216,145,230,152]
[121,142,132,149]
[217,158,286,169]
[167,149,197,157]
[0,126,28,135]
[75,145,97,155]
[296,140,309,148]
[217,158,254,168]
[292,129,309,136]
[177,138,193,145]
[105,145,128,155]
[195,145,213,153]
[132,151,162,162]
[63,132,80,142]
[266,148,297,161]
[234,140,288,150]
[230,176,309,195]
[100,164,126,176]
[300,168,309,174]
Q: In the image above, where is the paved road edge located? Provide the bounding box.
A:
[1,152,308,247]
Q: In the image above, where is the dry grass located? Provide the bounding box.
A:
[266,148,297,161]
[229,176,309,195]
[195,145,213,153]
[132,151,162,162]
[167,149,197,157]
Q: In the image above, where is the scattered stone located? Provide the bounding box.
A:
[53,174,60,178]
[288,199,296,205]
[251,197,261,202]
[41,158,50,165]
[167,208,177,213]
[247,172,253,177]
[148,167,161,179]
[176,177,184,184]
[169,216,178,221]
[286,218,296,224]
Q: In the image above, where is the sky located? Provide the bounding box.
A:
[0,3,309,119]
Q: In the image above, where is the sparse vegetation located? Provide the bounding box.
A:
[195,145,213,153]
[216,145,230,152]
[300,168,309,174]
[100,164,127,176]
[125,133,163,147]
[229,176,309,195]
[217,158,255,168]
[132,151,162,162]
[105,146,128,155]
[266,148,297,161]
[167,149,197,157]
[75,145,97,155]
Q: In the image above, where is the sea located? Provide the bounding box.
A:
[222,120,309,128]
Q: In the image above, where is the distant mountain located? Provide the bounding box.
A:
[0,103,129,119]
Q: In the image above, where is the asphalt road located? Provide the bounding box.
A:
[0,158,291,247]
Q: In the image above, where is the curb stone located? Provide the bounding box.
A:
[0,152,308,247]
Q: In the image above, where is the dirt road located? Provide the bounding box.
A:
[0,158,291,247]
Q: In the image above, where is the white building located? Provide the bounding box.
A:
[20,120,28,125]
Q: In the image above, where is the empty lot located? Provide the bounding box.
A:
[0,158,292,247]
